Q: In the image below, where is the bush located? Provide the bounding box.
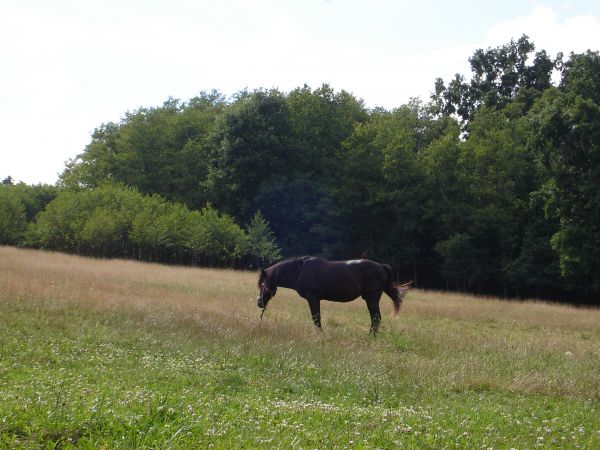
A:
[0,187,27,245]
[24,184,280,268]
[244,211,282,268]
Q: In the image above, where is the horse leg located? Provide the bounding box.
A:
[364,295,382,334]
[307,297,322,330]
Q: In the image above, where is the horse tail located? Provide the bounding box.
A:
[382,264,413,314]
[382,264,401,314]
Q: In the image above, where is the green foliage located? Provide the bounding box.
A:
[560,50,600,104]
[129,194,171,258]
[244,211,282,268]
[435,233,482,290]
[60,93,225,208]
[202,89,294,219]
[432,35,560,125]
[255,177,343,257]
[23,184,279,268]
[0,186,27,245]
[448,104,534,291]
[337,102,452,275]
[5,39,600,302]
[25,191,80,251]
[528,83,600,292]
[186,205,247,266]
[287,84,369,179]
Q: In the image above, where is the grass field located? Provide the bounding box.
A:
[1,246,599,448]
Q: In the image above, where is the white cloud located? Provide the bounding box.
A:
[485,5,600,57]
[1,2,599,184]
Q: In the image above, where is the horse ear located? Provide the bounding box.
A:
[295,257,306,271]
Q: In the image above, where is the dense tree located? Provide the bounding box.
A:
[0,186,27,245]
[503,192,561,298]
[24,184,280,267]
[432,35,560,125]
[130,194,186,261]
[60,92,225,208]
[243,211,282,268]
[0,183,57,246]
[529,86,600,293]
[3,39,599,303]
[339,101,455,283]
[560,50,600,104]
[202,89,294,220]
[453,103,534,293]
[255,176,343,257]
[287,84,369,178]
[185,205,247,266]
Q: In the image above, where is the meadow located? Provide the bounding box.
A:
[0,246,599,448]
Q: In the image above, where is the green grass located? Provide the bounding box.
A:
[0,247,599,448]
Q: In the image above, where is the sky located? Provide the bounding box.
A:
[1,1,600,185]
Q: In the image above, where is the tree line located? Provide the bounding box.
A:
[0,182,280,268]
[2,35,599,304]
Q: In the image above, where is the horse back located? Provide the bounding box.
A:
[297,257,387,301]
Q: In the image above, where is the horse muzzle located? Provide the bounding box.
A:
[257,297,265,309]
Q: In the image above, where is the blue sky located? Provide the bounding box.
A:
[1,0,600,184]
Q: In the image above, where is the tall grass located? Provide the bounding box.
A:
[1,246,599,448]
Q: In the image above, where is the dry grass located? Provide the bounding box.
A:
[1,245,599,399]
[2,246,600,448]
[3,245,596,329]
[412,288,600,331]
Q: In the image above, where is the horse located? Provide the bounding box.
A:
[256,256,412,333]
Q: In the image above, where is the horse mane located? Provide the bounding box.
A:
[257,270,267,288]
[257,257,297,287]
[277,255,311,265]
[270,255,312,270]
[259,256,313,288]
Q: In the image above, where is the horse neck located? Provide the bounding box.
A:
[270,261,299,290]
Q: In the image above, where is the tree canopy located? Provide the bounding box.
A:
[3,36,600,304]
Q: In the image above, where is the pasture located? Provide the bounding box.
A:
[0,246,599,448]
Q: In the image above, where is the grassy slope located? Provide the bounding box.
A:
[0,246,599,448]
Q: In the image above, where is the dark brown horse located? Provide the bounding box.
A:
[256,256,412,333]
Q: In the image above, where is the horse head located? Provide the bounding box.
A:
[256,268,277,309]
[256,257,309,312]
